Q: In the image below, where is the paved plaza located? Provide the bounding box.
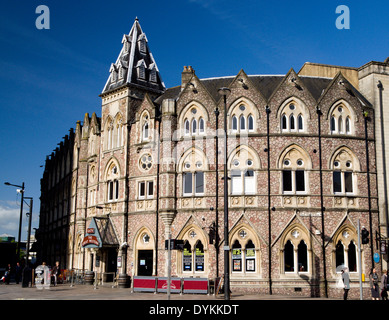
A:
[0,282,337,300]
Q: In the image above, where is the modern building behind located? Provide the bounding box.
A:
[37,18,389,298]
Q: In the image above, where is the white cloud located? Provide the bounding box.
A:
[0,201,21,236]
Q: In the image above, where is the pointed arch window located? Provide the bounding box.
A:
[290,114,295,130]
[232,240,242,272]
[199,118,205,133]
[230,103,256,134]
[331,116,336,132]
[183,241,192,272]
[280,102,305,133]
[105,119,114,150]
[282,114,287,130]
[192,119,197,134]
[248,115,254,131]
[182,240,205,273]
[184,119,190,135]
[240,115,246,131]
[297,240,308,272]
[348,241,357,272]
[330,104,354,135]
[181,105,207,137]
[284,240,294,272]
[335,240,345,269]
[298,114,304,131]
[334,228,359,273]
[346,117,351,134]
[245,240,256,272]
[232,116,238,131]
[195,241,204,271]
[281,227,310,274]
[116,122,123,148]
[142,122,149,141]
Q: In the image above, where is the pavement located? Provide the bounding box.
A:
[1,282,382,319]
[0,281,337,301]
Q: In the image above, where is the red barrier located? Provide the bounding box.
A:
[182,278,208,294]
[157,277,181,293]
[133,276,156,292]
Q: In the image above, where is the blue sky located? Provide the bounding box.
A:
[0,0,388,238]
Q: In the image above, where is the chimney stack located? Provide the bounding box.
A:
[181,66,195,91]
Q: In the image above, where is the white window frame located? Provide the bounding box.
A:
[138,180,154,199]
[231,170,256,195]
[183,172,204,196]
[282,170,306,195]
[107,180,119,202]
[333,170,354,195]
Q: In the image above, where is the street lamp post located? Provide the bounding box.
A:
[218,87,231,300]
[4,182,25,262]
[24,197,33,267]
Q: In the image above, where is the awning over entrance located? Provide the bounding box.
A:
[82,217,119,248]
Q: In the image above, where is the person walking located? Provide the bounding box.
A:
[342,267,350,300]
[380,269,388,300]
[370,268,380,300]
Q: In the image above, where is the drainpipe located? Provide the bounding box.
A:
[155,115,161,276]
[71,135,79,270]
[364,111,374,266]
[377,81,389,240]
[266,106,272,295]
[123,121,134,275]
[316,106,328,298]
[214,107,220,278]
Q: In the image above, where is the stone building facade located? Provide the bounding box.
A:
[38,18,389,298]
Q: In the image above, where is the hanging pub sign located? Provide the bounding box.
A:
[82,218,102,248]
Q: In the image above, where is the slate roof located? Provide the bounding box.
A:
[102,18,165,95]
[155,75,333,105]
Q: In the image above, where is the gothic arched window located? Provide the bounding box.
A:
[280,101,306,133]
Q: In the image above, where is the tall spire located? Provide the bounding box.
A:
[102,18,165,95]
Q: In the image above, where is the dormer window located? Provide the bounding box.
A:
[111,70,117,83]
[136,60,147,80]
[122,34,130,53]
[123,40,129,52]
[110,63,118,83]
[138,34,147,54]
[138,66,145,79]
[150,68,157,83]
[118,66,124,80]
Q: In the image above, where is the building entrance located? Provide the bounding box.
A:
[137,250,153,276]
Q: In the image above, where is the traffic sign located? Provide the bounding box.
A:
[373,253,380,263]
